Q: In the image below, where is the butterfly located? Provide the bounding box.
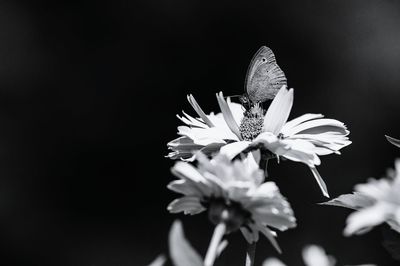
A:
[240,46,287,109]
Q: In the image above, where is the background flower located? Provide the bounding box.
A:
[323,159,400,236]
[262,245,374,266]
[167,153,296,252]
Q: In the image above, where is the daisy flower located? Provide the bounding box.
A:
[167,86,351,197]
[323,159,400,236]
[262,245,374,266]
[167,152,296,253]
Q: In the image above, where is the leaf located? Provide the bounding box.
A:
[320,192,374,210]
[147,255,166,266]
[169,220,203,266]
[385,135,400,148]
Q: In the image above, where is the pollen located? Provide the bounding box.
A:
[239,105,264,141]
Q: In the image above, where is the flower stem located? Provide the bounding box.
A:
[204,223,226,266]
[245,242,256,266]
[244,157,268,266]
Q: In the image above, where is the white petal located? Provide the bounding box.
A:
[251,210,296,231]
[254,133,321,166]
[178,111,209,128]
[247,151,261,170]
[172,162,218,196]
[147,255,167,266]
[280,139,321,167]
[310,167,329,198]
[227,99,245,126]
[168,136,202,149]
[262,258,286,266]
[256,224,282,253]
[219,141,251,160]
[253,132,291,155]
[167,136,203,160]
[207,112,231,129]
[197,143,226,158]
[253,182,279,198]
[172,161,207,183]
[167,196,206,215]
[178,126,238,146]
[281,113,324,134]
[216,92,241,139]
[282,118,348,137]
[187,94,215,127]
[354,178,392,200]
[263,86,294,135]
[167,180,201,196]
[344,203,393,236]
[302,245,334,266]
[288,133,351,155]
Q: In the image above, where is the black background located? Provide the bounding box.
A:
[0,1,400,265]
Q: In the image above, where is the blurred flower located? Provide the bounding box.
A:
[262,257,286,266]
[167,152,296,252]
[262,245,334,266]
[302,245,336,266]
[167,86,351,197]
[147,255,166,266]
[323,159,400,236]
[262,245,374,266]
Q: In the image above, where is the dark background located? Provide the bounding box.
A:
[0,0,400,265]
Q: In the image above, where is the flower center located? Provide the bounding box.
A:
[207,198,251,233]
[239,105,264,141]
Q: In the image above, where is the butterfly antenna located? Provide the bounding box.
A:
[224,94,242,100]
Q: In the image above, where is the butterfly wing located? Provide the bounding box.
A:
[245,46,287,103]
